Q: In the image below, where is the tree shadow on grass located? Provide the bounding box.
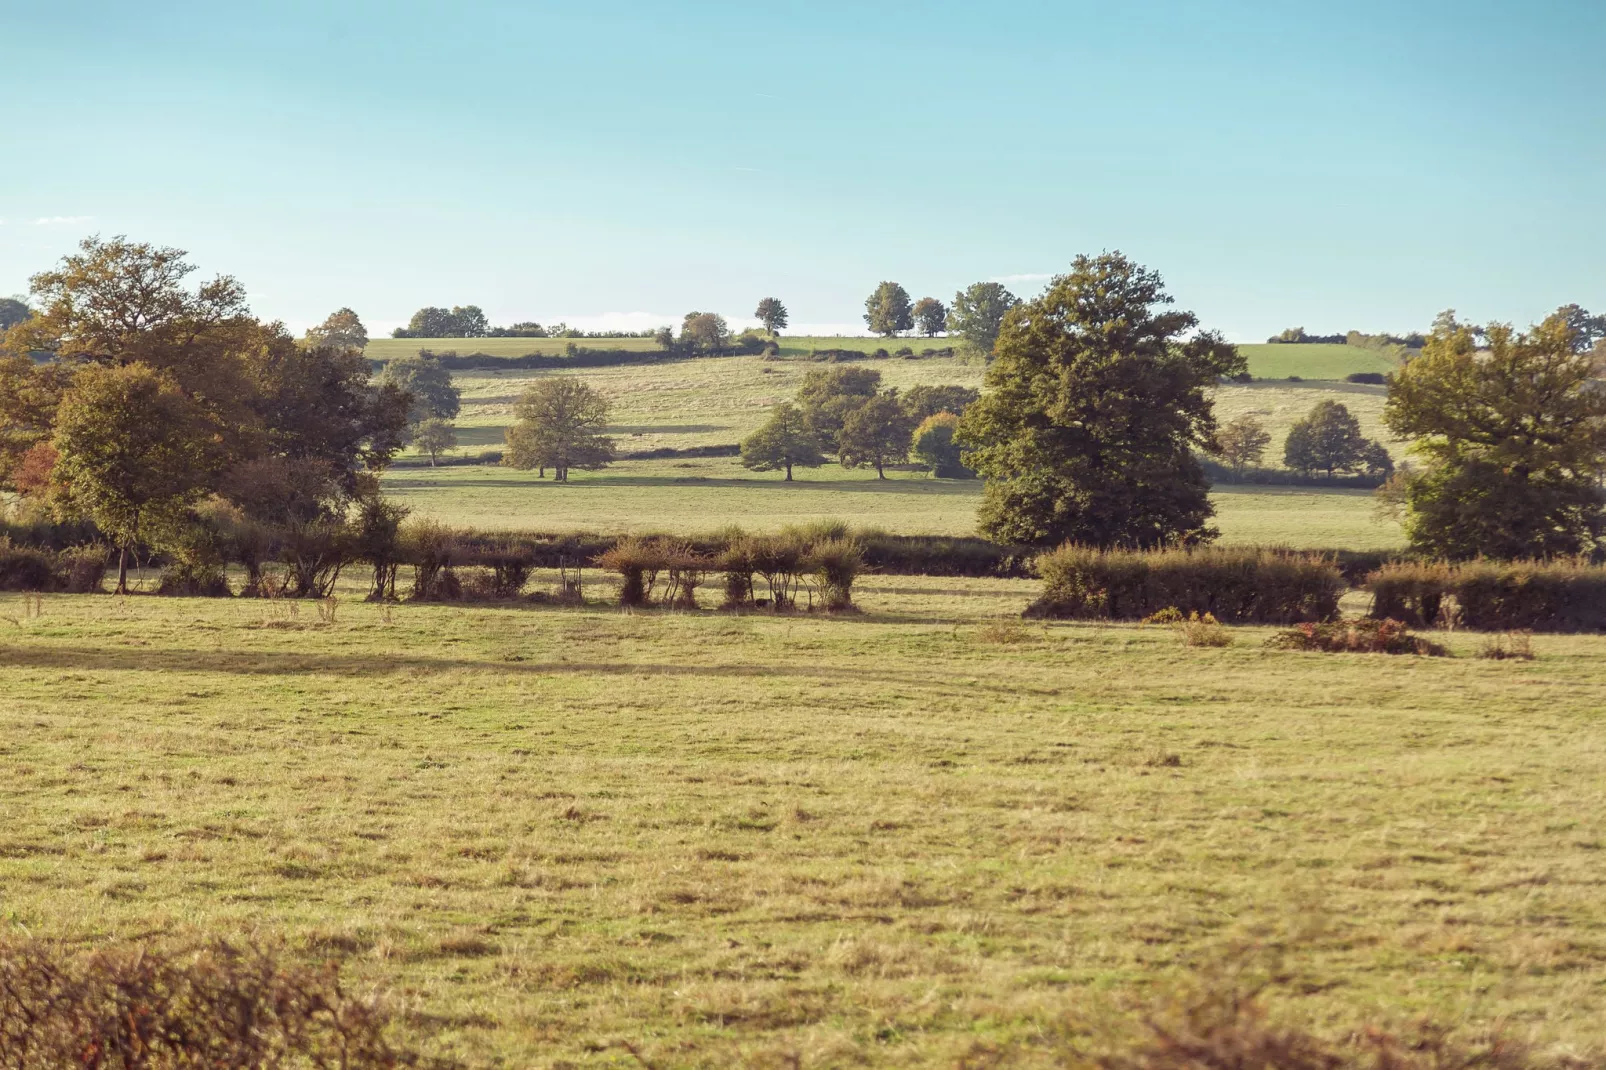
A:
[0,645,1055,698]
[383,475,981,496]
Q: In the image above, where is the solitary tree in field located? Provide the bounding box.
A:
[863,282,913,338]
[51,363,224,592]
[948,281,1019,356]
[754,297,789,335]
[838,391,915,479]
[796,365,881,451]
[1382,308,1606,559]
[1284,400,1366,477]
[911,412,972,478]
[1216,414,1271,477]
[414,418,457,466]
[503,377,615,481]
[303,307,368,351]
[912,297,947,338]
[956,253,1244,547]
[740,402,824,481]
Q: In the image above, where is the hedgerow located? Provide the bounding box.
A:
[1369,559,1606,632]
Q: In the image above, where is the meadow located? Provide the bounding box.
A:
[380,341,1405,548]
[4,581,1604,1066]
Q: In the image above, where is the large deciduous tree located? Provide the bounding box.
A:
[1215,414,1270,477]
[948,282,1020,356]
[740,402,825,481]
[1382,309,1606,558]
[304,307,368,351]
[378,352,462,430]
[1283,400,1367,477]
[754,297,788,335]
[863,282,913,338]
[796,365,881,451]
[912,297,947,338]
[902,384,980,422]
[503,377,615,481]
[912,412,973,478]
[957,253,1244,547]
[680,312,732,355]
[838,391,915,479]
[51,364,226,592]
[0,297,32,332]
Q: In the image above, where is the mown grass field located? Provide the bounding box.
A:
[4,582,1605,1066]
[381,459,1405,549]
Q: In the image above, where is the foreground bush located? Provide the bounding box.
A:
[1369,559,1606,632]
[1267,617,1451,656]
[0,937,445,1068]
[0,538,107,593]
[1028,545,1342,623]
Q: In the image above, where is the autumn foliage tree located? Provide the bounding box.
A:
[503,377,615,481]
[957,253,1243,547]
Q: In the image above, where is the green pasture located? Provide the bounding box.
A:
[382,458,1405,549]
[3,583,1604,1065]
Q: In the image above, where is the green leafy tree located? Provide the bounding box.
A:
[0,296,31,332]
[796,365,881,450]
[1215,414,1270,477]
[503,377,615,481]
[1554,303,1606,354]
[863,281,913,338]
[912,297,947,338]
[838,391,915,479]
[653,326,676,351]
[450,305,488,338]
[903,383,979,422]
[1359,439,1394,478]
[1283,400,1366,476]
[679,312,731,355]
[1383,310,1606,558]
[957,253,1244,547]
[378,352,461,430]
[413,418,457,466]
[51,363,225,592]
[948,281,1019,356]
[911,412,972,478]
[740,402,824,481]
[398,307,454,338]
[754,297,788,335]
[303,307,368,351]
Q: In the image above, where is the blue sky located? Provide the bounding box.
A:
[3,0,1602,340]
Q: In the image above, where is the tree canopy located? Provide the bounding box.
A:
[740,402,824,481]
[796,365,882,451]
[754,298,788,335]
[679,312,732,355]
[902,384,979,422]
[912,412,972,478]
[1215,414,1270,476]
[0,297,31,332]
[1283,400,1368,477]
[957,253,1243,547]
[304,308,368,351]
[378,352,461,430]
[838,391,915,479]
[912,297,947,338]
[1383,309,1606,558]
[948,282,1019,356]
[863,282,913,338]
[503,377,615,481]
[393,305,488,339]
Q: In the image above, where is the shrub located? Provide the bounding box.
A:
[747,533,807,610]
[405,519,460,601]
[156,561,232,597]
[597,536,666,608]
[0,538,62,592]
[0,936,443,1069]
[658,540,710,609]
[1028,546,1342,624]
[1346,371,1387,384]
[718,538,755,608]
[55,544,108,593]
[278,520,351,598]
[809,537,863,611]
[1177,611,1233,647]
[1368,559,1606,632]
[1266,617,1450,656]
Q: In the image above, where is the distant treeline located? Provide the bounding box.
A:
[402,336,767,371]
[782,345,959,362]
[1268,327,1427,348]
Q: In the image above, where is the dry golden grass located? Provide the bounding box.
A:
[2,577,1603,1065]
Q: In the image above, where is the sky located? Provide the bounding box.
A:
[2,0,1602,341]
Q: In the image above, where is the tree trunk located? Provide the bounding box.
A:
[784,462,793,481]
[117,546,129,595]
[876,462,886,480]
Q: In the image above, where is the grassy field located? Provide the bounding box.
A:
[4,583,1605,1066]
[369,337,1402,382]
[382,459,1405,549]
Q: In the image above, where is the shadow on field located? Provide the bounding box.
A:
[0,645,1059,697]
[383,475,979,495]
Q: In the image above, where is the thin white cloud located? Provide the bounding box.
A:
[33,215,94,226]
[991,272,1053,284]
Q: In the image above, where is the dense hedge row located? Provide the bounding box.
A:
[1368,559,1606,632]
[0,539,108,593]
[411,336,766,371]
[1026,545,1344,623]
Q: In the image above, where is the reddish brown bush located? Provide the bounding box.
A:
[1266,617,1450,656]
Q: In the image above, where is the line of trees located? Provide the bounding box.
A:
[0,237,412,593]
[861,280,1022,357]
[739,372,980,481]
